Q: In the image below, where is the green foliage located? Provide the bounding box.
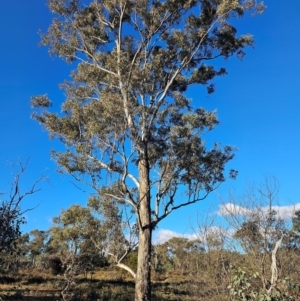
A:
[284,210,300,250]
[30,0,265,228]
[48,204,108,264]
[0,202,24,253]
[122,250,138,273]
[154,237,204,274]
[0,234,29,274]
[0,161,43,271]
[228,268,296,301]
[234,220,263,253]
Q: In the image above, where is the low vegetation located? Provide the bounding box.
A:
[1,179,300,301]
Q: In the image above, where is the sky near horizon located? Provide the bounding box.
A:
[0,1,300,240]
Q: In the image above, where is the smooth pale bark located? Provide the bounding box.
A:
[116,262,136,279]
[267,235,283,295]
[135,156,152,301]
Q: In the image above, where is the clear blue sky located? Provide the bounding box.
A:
[0,1,299,236]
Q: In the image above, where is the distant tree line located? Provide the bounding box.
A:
[1,175,300,301]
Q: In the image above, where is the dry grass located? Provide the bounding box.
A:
[0,267,228,301]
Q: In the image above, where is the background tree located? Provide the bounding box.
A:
[0,160,43,256]
[156,237,203,275]
[48,204,100,300]
[221,178,288,296]
[284,210,300,250]
[31,0,264,300]
[0,233,30,274]
[234,220,263,253]
[27,229,50,269]
[88,193,138,278]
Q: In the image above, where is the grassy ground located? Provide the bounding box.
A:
[0,268,224,301]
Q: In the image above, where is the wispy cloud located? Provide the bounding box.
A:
[153,229,198,244]
[269,204,300,220]
[218,203,252,216]
[218,203,300,220]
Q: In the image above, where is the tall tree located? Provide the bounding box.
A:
[31,1,264,300]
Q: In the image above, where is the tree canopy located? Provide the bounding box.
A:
[31,1,264,300]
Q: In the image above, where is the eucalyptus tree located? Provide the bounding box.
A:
[49,205,104,300]
[31,0,264,300]
[49,204,102,264]
[28,229,49,268]
[156,237,204,275]
[48,203,127,272]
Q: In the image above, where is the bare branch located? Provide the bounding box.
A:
[0,159,45,252]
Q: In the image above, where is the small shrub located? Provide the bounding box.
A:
[48,257,65,275]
